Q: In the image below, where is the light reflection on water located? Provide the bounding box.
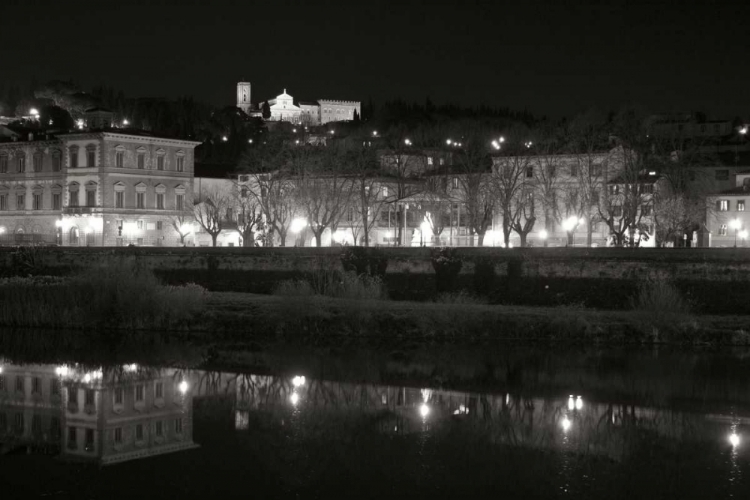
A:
[0,348,750,498]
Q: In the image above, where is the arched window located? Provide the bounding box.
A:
[68,182,80,208]
[69,226,79,246]
[85,181,97,207]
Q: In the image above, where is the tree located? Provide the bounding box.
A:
[194,185,231,247]
[291,145,354,247]
[234,181,264,246]
[262,101,271,119]
[345,146,389,247]
[419,177,453,245]
[170,194,195,246]
[491,137,532,247]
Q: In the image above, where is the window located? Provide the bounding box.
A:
[51,379,60,396]
[15,413,24,434]
[33,193,42,210]
[0,155,7,173]
[570,164,578,177]
[525,167,533,178]
[136,192,145,209]
[51,417,60,439]
[240,187,248,198]
[136,424,144,440]
[32,415,42,435]
[114,427,122,444]
[716,170,729,181]
[0,194,6,211]
[69,185,79,207]
[87,149,96,167]
[114,387,123,405]
[137,220,144,230]
[155,421,163,437]
[53,193,61,210]
[69,148,78,168]
[52,152,61,171]
[0,412,5,431]
[176,194,184,211]
[157,156,164,170]
[85,428,94,450]
[33,152,42,172]
[738,201,745,212]
[592,164,602,177]
[439,158,445,166]
[720,224,728,236]
[427,157,433,166]
[68,386,77,402]
[32,377,41,394]
[608,185,620,196]
[175,418,183,434]
[718,200,729,212]
[85,389,94,406]
[155,382,163,398]
[135,384,144,402]
[16,194,24,210]
[86,190,96,207]
[115,191,124,208]
[156,221,163,231]
[68,426,77,446]
[176,157,185,172]
[137,153,145,169]
[156,193,164,209]
[17,155,25,173]
[115,150,124,168]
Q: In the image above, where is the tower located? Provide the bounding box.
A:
[237,81,252,114]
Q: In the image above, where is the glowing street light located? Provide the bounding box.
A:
[178,380,189,394]
[329,130,335,135]
[404,138,412,146]
[539,229,548,240]
[122,119,130,126]
[222,135,228,142]
[730,432,741,447]
[446,139,452,145]
[248,138,253,144]
[730,218,742,247]
[292,375,306,388]
[29,108,40,118]
[419,403,430,418]
[740,126,748,136]
[372,130,378,137]
[491,140,501,150]
[290,218,307,233]
[562,216,582,246]
[290,392,300,406]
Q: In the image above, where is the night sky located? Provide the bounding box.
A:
[2,0,749,119]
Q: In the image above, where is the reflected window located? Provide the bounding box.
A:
[135,384,144,402]
[32,377,41,394]
[85,428,94,451]
[175,418,183,434]
[67,426,77,448]
[155,382,163,399]
[114,387,123,405]
[15,376,24,393]
[114,427,122,444]
[85,389,94,406]
[155,421,163,437]
[32,415,42,435]
[136,424,144,441]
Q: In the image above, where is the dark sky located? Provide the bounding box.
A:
[2,0,749,119]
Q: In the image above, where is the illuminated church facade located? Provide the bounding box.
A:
[236,82,360,126]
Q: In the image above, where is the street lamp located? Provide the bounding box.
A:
[446,139,452,145]
[404,138,412,146]
[539,229,548,247]
[372,130,378,137]
[122,119,129,126]
[562,216,583,247]
[731,218,742,247]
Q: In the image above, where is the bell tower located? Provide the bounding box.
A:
[237,81,252,114]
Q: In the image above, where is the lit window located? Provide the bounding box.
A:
[718,200,729,212]
[719,224,728,236]
[33,152,43,172]
[427,157,434,165]
[114,427,122,444]
[738,200,745,212]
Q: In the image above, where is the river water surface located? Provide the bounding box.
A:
[1,335,749,499]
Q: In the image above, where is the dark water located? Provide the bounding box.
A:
[1,334,750,499]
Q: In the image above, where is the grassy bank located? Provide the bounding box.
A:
[197,292,750,346]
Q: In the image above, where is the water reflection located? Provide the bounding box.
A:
[0,361,197,464]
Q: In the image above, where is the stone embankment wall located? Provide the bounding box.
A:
[2,247,748,312]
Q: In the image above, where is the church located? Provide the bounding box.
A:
[236,82,360,126]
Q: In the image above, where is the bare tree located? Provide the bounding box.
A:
[234,181,264,247]
[194,185,231,247]
[345,146,389,247]
[452,133,497,246]
[291,145,354,247]
[493,148,532,247]
[170,194,194,246]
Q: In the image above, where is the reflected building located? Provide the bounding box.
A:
[0,362,197,465]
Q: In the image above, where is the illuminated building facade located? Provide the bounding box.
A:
[0,124,200,246]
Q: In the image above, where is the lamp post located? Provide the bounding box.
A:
[731,218,742,247]
[562,216,583,247]
[539,229,548,248]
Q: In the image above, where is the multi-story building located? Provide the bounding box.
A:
[0,110,201,246]
[706,171,750,247]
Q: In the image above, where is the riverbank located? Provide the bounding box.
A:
[195,292,750,346]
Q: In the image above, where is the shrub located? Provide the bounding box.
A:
[273,270,386,301]
[473,257,496,295]
[0,262,206,330]
[435,291,487,305]
[431,248,462,293]
[632,278,691,317]
[340,247,388,278]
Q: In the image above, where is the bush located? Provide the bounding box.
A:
[632,278,691,317]
[0,261,207,330]
[273,270,386,301]
[431,248,462,293]
[435,291,487,305]
[340,247,388,278]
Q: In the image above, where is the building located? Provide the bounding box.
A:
[237,82,360,126]
[0,109,201,246]
[706,170,750,247]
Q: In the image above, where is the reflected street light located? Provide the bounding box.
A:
[419,403,430,418]
[561,416,572,432]
[730,432,741,448]
[730,218,742,247]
